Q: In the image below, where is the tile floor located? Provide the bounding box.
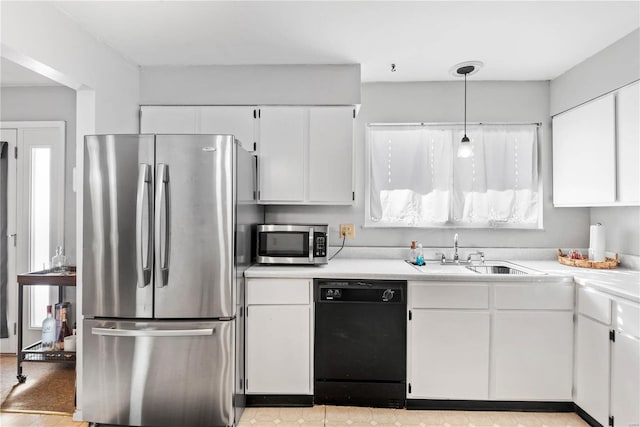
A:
[0,406,590,427]
[0,411,87,426]
[237,406,590,427]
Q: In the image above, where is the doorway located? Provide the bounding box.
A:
[0,122,66,353]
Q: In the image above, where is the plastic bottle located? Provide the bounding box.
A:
[41,305,56,350]
[408,241,417,264]
[416,244,425,266]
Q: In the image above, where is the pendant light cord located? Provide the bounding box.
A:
[464,72,467,137]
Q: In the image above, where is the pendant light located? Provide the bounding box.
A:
[451,61,483,158]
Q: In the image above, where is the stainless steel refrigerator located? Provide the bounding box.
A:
[82,134,261,427]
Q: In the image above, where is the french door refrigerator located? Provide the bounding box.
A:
[82,134,260,427]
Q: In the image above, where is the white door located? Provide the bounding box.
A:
[617,81,640,204]
[408,310,490,399]
[246,304,311,394]
[575,315,611,426]
[0,129,17,353]
[308,107,354,204]
[257,107,305,203]
[2,122,66,347]
[493,311,573,400]
[611,332,640,427]
[552,94,616,206]
[199,106,257,152]
[139,106,198,133]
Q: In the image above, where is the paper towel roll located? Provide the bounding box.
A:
[589,223,606,262]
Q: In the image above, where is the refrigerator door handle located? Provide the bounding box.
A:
[155,164,171,287]
[136,164,152,288]
[92,327,214,337]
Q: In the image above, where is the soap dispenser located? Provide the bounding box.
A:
[415,244,425,266]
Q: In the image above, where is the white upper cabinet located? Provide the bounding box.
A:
[308,107,354,204]
[257,106,355,205]
[553,80,640,207]
[616,81,640,204]
[140,106,198,133]
[552,94,616,206]
[257,107,306,203]
[140,105,257,152]
[199,106,257,151]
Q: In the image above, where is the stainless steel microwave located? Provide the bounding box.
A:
[256,224,328,265]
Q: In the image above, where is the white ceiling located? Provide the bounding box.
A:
[0,57,61,87]
[3,1,637,84]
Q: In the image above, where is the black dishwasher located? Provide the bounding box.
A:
[314,279,407,408]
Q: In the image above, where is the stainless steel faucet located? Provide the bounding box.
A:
[453,233,459,263]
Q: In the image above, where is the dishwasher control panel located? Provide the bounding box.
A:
[315,280,406,303]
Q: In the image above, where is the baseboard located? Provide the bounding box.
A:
[406,399,574,412]
[246,395,313,407]
[575,404,604,427]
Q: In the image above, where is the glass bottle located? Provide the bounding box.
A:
[56,307,72,350]
[408,241,417,264]
[41,305,56,350]
[51,246,67,272]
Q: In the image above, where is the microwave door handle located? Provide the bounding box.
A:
[308,227,314,263]
[155,164,170,287]
[136,164,152,288]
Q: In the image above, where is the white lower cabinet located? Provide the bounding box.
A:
[493,311,573,400]
[409,310,490,399]
[611,332,640,427]
[575,287,640,427]
[575,314,611,426]
[408,281,573,402]
[245,278,312,395]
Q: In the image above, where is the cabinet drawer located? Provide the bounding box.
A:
[494,284,574,310]
[578,287,612,325]
[616,300,640,338]
[247,279,310,305]
[411,284,489,309]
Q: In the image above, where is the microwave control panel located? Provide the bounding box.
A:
[314,233,327,257]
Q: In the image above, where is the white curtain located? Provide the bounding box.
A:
[367,124,539,228]
[369,126,452,226]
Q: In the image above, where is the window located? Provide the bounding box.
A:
[366,123,541,229]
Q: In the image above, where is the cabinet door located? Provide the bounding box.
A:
[258,107,305,202]
[611,332,640,427]
[575,315,611,426]
[199,106,257,152]
[308,107,354,204]
[552,94,616,206]
[617,81,640,204]
[140,106,198,133]
[246,304,311,394]
[494,311,573,400]
[408,310,490,399]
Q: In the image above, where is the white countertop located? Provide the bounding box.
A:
[245,258,640,303]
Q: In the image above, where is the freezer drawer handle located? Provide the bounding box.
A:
[92,327,215,337]
[155,164,171,287]
[136,164,152,288]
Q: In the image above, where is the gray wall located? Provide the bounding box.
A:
[140,64,361,106]
[550,28,640,115]
[551,28,640,256]
[0,86,77,262]
[266,81,591,250]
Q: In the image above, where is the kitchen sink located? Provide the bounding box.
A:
[465,262,545,275]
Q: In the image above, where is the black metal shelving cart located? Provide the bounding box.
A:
[16,268,76,383]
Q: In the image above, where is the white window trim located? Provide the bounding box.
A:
[365,122,544,229]
[1,121,66,329]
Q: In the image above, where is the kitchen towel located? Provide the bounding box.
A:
[589,223,606,262]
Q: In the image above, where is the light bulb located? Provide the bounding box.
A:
[457,135,473,158]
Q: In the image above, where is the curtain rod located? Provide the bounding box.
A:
[367,122,542,127]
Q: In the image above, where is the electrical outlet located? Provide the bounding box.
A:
[339,224,355,240]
